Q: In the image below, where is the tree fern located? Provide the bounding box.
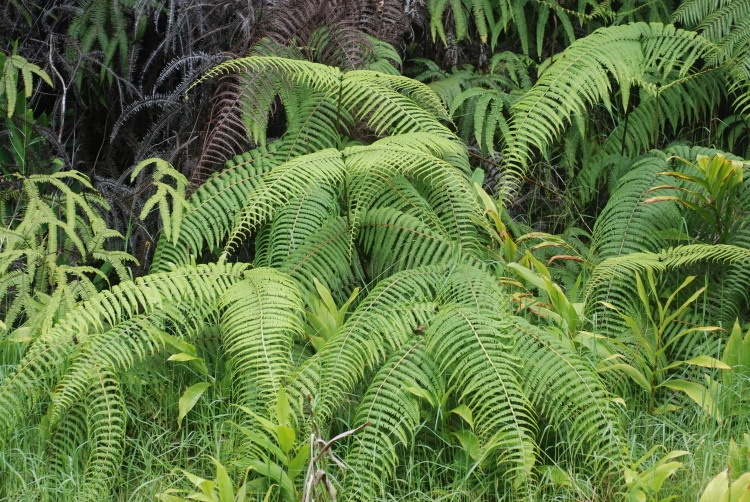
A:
[154,132,484,276]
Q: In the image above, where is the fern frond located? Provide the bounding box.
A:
[509,317,626,469]
[0,263,248,447]
[151,144,280,271]
[220,268,304,408]
[221,148,345,258]
[46,305,210,429]
[358,207,483,280]
[344,338,444,499]
[254,185,340,269]
[498,22,722,198]
[277,217,362,297]
[79,365,126,500]
[586,244,750,333]
[577,70,729,202]
[294,263,507,423]
[590,152,683,259]
[426,306,536,487]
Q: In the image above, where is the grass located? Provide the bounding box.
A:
[0,350,746,501]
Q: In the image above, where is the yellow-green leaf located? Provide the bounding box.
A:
[178,382,210,428]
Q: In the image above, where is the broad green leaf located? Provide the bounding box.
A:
[313,277,338,315]
[6,327,32,343]
[403,385,438,407]
[539,465,572,486]
[167,351,208,375]
[288,446,310,481]
[599,363,651,393]
[724,322,750,380]
[730,472,750,501]
[277,425,296,455]
[179,468,215,495]
[682,355,731,370]
[178,382,210,428]
[168,352,202,362]
[660,380,721,423]
[246,459,294,500]
[700,469,729,502]
[208,457,234,502]
[276,389,292,427]
[450,404,475,429]
[452,429,481,461]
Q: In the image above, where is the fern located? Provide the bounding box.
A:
[497,22,728,198]
[154,131,483,274]
[0,49,53,118]
[588,147,750,333]
[220,269,304,408]
[289,264,623,498]
[426,306,536,486]
[0,172,136,332]
[586,244,750,338]
[344,337,444,498]
[590,152,684,260]
[67,0,135,85]
[577,70,729,203]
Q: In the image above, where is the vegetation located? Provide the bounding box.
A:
[1,0,749,500]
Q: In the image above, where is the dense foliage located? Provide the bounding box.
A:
[1,1,749,500]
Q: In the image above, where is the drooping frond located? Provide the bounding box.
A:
[291,264,509,421]
[220,268,304,409]
[673,0,750,42]
[498,22,724,198]
[358,207,482,280]
[577,70,729,203]
[590,152,683,260]
[275,217,362,296]
[586,244,750,334]
[190,73,273,187]
[508,317,626,469]
[151,144,281,271]
[48,365,127,501]
[344,338,444,499]
[47,305,210,431]
[160,132,483,267]
[221,148,346,258]
[79,366,127,500]
[425,306,536,488]
[0,262,248,447]
[253,185,340,269]
[189,56,454,141]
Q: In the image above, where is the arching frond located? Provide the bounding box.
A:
[590,152,683,260]
[425,306,536,487]
[586,244,750,334]
[344,338,444,499]
[498,22,725,198]
[0,262,248,447]
[508,317,626,469]
[220,268,304,408]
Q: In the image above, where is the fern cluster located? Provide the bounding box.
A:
[2,2,750,499]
